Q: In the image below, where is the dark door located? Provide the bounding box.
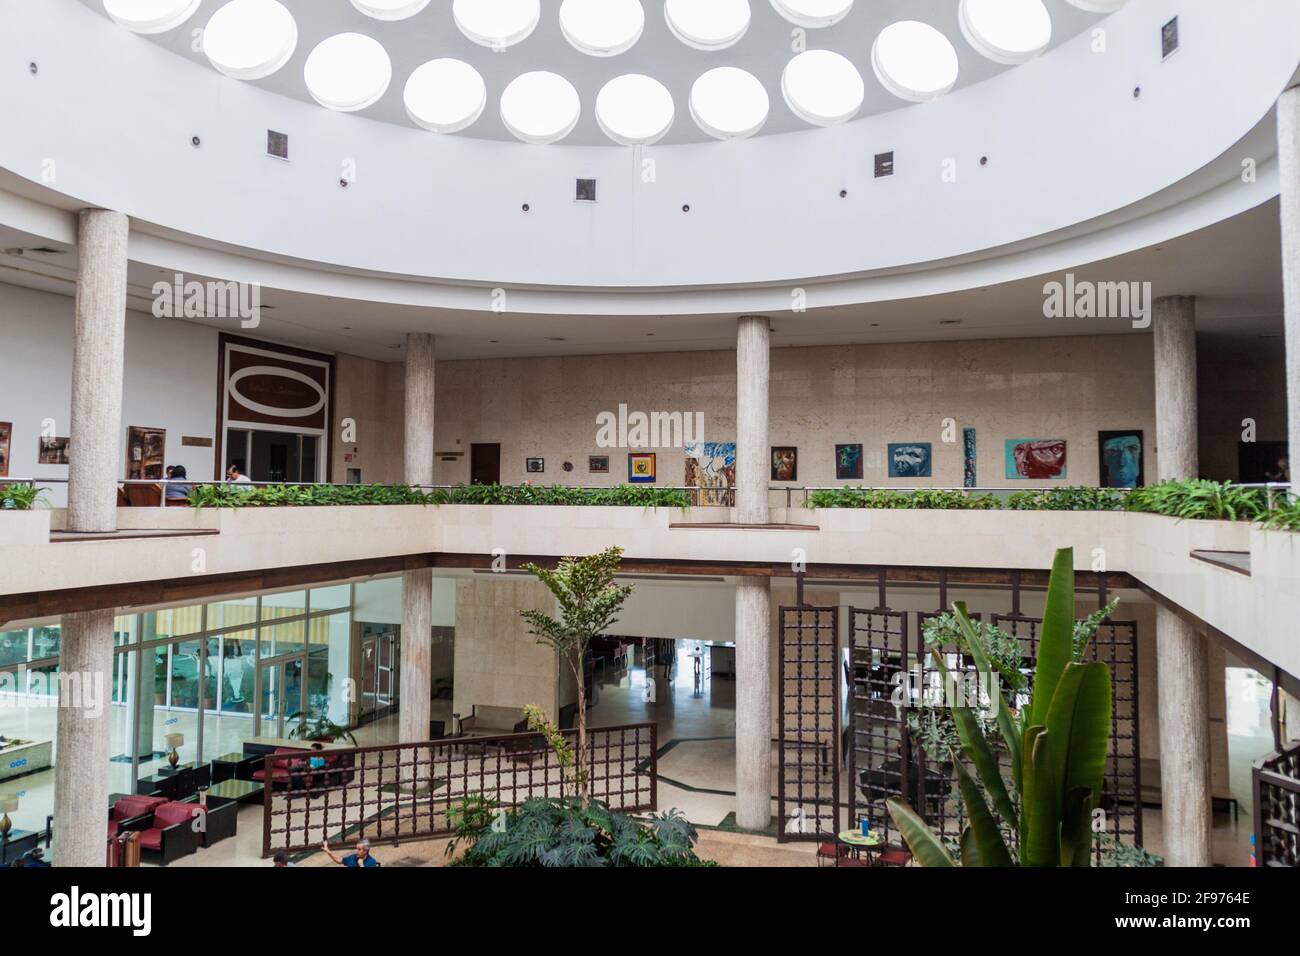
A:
[470,443,501,485]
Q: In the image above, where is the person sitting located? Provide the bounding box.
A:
[164,464,192,502]
[226,463,252,485]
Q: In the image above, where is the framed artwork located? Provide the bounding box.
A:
[589,456,609,474]
[835,443,863,480]
[888,442,932,478]
[38,436,70,465]
[771,447,798,482]
[525,458,545,474]
[1098,430,1144,488]
[0,422,10,478]
[1005,439,1067,480]
[963,427,977,488]
[628,452,656,483]
[126,425,167,481]
[685,441,736,505]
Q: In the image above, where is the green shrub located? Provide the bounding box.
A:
[0,484,47,510]
[187,483,689,509]
[1006,487,1126,512]
[448,797,715,868]
[1257,495,1300,533]
[1124,479,1267,522]
[807,488,999,510]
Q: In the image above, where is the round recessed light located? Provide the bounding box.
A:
[665,0,751,52]
[203,0,298,81]
[304,33,392,112]
[959,0,1052,65]
[453,0,540,50]
[782,49,864,127]
[689,66,769,140]
[501,71,581,144]
[350,0,431,20]
[560,0,644,57]
[872,20,960,102]
[404,58,487,133]
[596,74,675,145]
[769,0,853,29]
[103,0,201,34]
[1064,0,1127,12]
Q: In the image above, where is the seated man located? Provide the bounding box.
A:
[321,838,380,868]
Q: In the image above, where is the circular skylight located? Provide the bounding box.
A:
[303,33,392,112]
[102,0,200,34]
[560,0,644,57]
[203,0,298,81]
[665,0,751,52]
[1064,0,1127,11]
[690,67,770,140]
[501,72,582,144]
[404,59,487,134]
[959,0,1052,65]
[782,50,864,127]
[872,20,960,102]
[596,74,675,145]
[453,0,540,50]
[769,0,853,30]
[350,0,431,20]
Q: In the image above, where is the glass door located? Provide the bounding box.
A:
[257,657,306,739]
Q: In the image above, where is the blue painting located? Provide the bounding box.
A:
[835,443,863,480]
[963,427,977,488]
[888,443,932,478]
[684,442,736,505]
[1099,430,1143,488]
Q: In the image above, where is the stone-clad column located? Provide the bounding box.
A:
[400,333,435,744]
[736,316,770,524]
[1151,294,1211,866]
[734,577,772,831]
[1278,86,1300,479]
[67,209,129,533]
[53,608,115,867]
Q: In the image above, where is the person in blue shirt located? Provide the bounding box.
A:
[322,838,380,867]
[164,464,192,502]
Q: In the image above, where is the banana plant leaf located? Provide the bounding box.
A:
[953,601,1023,790]
[951,752,1014,867]
[1028,547,1076,728]
[1060,785,1096,867]
[959,826,980,868]
[1044,661,1112,811]
[1020,726,1061,867]
[886,797,955,868]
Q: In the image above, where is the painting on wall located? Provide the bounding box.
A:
[126,426,167,481]
[888,442,932,478]
[37,436,69,465]
[771,447,798,482]
[589,456,609,474]
[1005,439,1067,480]
[963,427,977,488]
[1098,430,1143,488]
[685,441,736,505]
[525,457,545,474]
[835,443,863,480]
[628,452,656,483]
[0,422,10,478]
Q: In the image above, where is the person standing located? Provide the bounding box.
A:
[321,838,380,867]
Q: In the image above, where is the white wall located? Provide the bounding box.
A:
[0,282,218,502]
[351,574,456,628]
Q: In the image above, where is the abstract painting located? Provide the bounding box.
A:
[38,436,69,465]
[835,443,863,480]
[126,425,166,481]
[963,427,977,488]
[628,452,656,483]
[525,457,545,474]
[588,456,609,474]
[685,441,735,505]
[1098,430,1144,488]
[0,422,10,478]
[771,446,797,482]
[888,442,932,478]
[1005,439,1067,480]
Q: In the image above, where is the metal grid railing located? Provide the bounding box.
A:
[1254,741,1300,867]
[778,606,840,842]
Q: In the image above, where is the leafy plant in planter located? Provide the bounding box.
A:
[520,547,633,805]
[447,796,714,868]
[287,711,358,744]
[888,548,1114,867]
[1125,479,1266,522]
[1,484,47,510]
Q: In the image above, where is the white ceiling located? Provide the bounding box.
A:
[77,0,1106,146]
[0,197,1283,361]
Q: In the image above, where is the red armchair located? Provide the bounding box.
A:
[107,795,168,841]
[137,801,201,865]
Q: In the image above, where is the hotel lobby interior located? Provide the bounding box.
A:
[0,0,1298,890]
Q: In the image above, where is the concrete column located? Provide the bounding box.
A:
[734,577,772,831]
[67,209,129,533]
[53,608,115,867]
[399,333,435,744]
[1155,606,1213,867]
[1152,296,1199,481]
[736,316,770,525]
[1278,86,1300,476]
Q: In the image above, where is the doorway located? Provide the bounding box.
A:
[258,657,305,738]
[359,628,399,722]
[471,443,501,485]
[225,429,322,483]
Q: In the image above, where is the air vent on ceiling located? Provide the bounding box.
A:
[874,151,895,178]
[267,130,289,161]
[575,178,597,202]
[1161,17,1179,59]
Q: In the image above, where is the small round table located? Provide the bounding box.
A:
[836,829,881,865]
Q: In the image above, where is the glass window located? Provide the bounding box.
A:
[30,626,59,662]
[0,629,28,668]
[206,597,258,633]
[309,584,352,613]
[143,606,204,642]
[219,630,258,714]
[261,590,307,621]
[264,619,306,658]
